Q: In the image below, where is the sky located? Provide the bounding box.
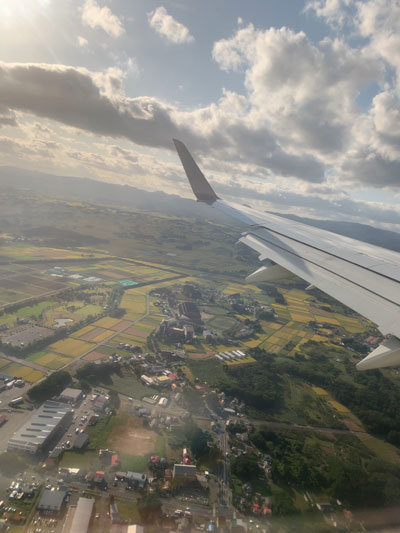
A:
[1,0,400,229]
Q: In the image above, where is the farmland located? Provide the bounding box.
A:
[49,338,93,357]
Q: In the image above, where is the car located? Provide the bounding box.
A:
[95,514,100,519]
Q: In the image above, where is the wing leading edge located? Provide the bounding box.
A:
[173,139,400,371]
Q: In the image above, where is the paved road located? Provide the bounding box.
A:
[0,351,49,373]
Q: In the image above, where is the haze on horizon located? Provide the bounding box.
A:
[1,0,400,230]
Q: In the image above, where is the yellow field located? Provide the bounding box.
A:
[91,329,115,343]
[291,313,312,323]
[5,363,34,378]
[0,358,10,369]
[94,316,123,329]
[328,400,350,413]
[243,336,263,348]
[312,386,329,396]
[33,352,71,369]
[24,369,45,383]
[4,363,45,383]
[72,325,96,337]
[315,315,339,325]
[50,338,93,357]
[274,331,293,339]
[265,322,282,330]
[283,289,311,301]
[312,334,329,342]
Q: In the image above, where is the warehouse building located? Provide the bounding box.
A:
[59,388,83,405]
[173,464,197,480]
[68,497,95,533]
[8,401,72,454]
[38,489,67,515]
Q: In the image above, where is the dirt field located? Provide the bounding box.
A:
[84,350,108,361]
[108,416,158,455]
[188,352,211,359]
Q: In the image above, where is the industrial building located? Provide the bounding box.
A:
[8,401,72,454]
[38,489,67,515]
[59,388,83,405]
[173,464,197,479]
[68,497,95,533]
[126,471,147,489]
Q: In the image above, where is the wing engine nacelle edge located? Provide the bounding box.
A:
[245,263,295,284]
[357,337,400,370]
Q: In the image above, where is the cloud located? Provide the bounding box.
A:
[213,24,382,158]
[81,0,124,38]
[77,36,88,47]
[0,61,324,182]
[147,6,194,44]
[217,178,400,227]
[304,0,353,27]
[0,106,17,127]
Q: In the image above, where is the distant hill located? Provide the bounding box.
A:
[0,165,235,225]
[1,165,400,252]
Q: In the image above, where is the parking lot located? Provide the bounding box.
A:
[51,392,101,452]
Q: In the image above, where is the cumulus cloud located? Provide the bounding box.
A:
[305,0,400,186]
[0,61,324,182]
[213,24,382,158]
[147,6,194,44]
[81,0,124,38]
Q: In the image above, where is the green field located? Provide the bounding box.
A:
[0,300,56,326]
[108,374,157,398]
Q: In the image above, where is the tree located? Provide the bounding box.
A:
[28,370,71,402]
[231,453,262,482]
[137,493,162,524]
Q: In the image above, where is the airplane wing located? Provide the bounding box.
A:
[173,138,400,370]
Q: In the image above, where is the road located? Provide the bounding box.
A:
[57,289,154,372]
[0,351,49,373]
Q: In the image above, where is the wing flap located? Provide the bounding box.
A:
[240,231,400,338]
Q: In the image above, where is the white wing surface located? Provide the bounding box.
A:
[173,139,400,371]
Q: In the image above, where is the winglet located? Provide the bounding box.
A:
[173,139,219,204]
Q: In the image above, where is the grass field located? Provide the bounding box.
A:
[108,374,157,398]
[49,338,93,357]
[0,300,56,325]
[360,435,400,464]
[226,356,256,365]
[121,290,147,321]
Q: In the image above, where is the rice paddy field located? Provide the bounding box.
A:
[120,289,148,321]
[235,287,368,356]
[27,350,72,369]
[48,338,93,357]
[0,359,45,383]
